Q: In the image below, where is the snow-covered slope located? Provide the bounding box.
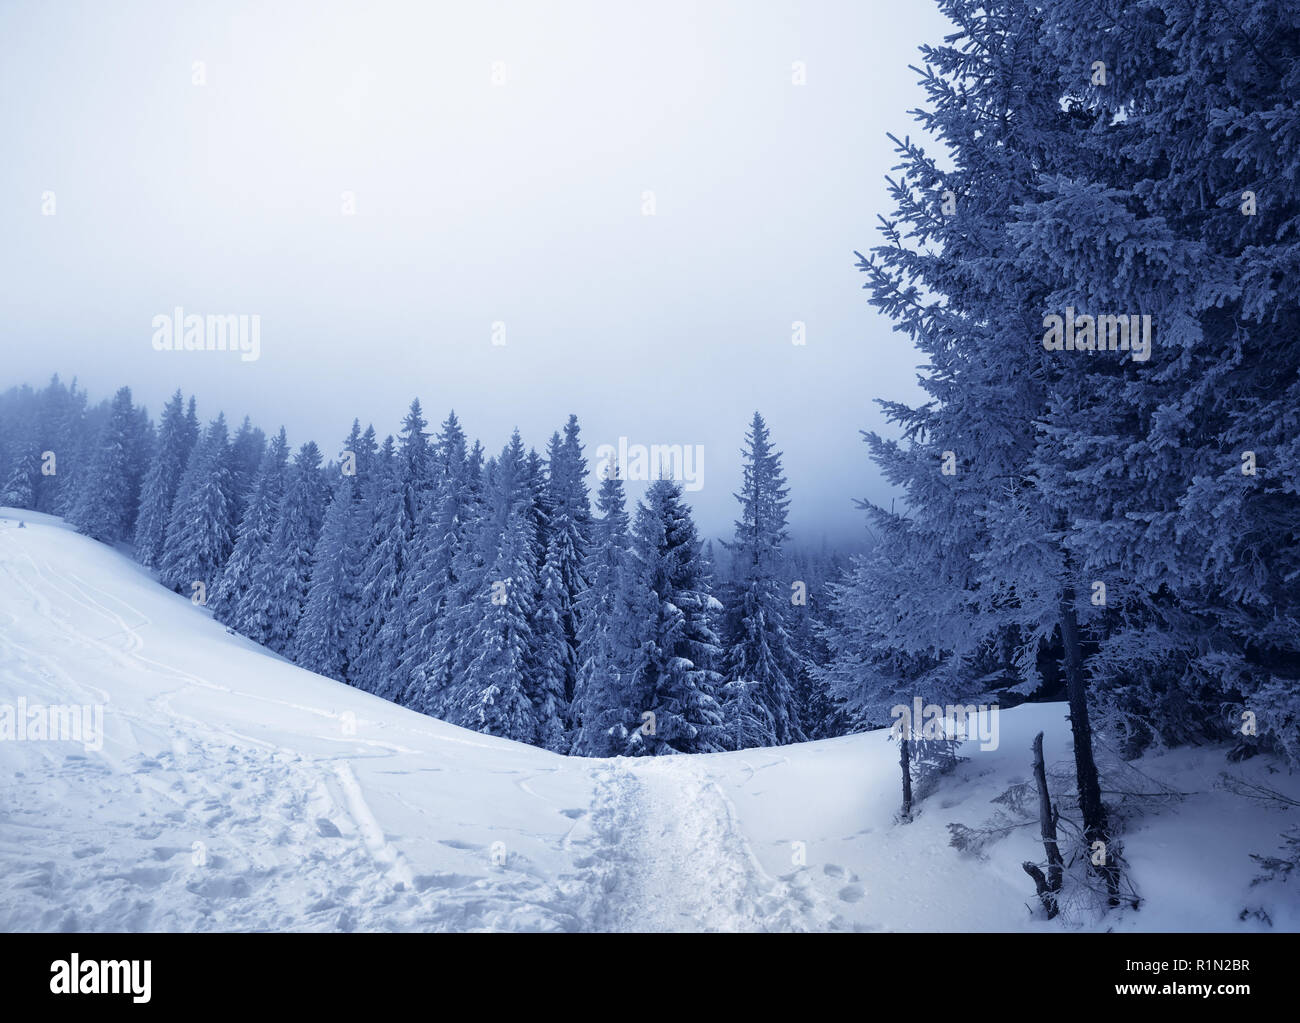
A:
[1,510,1296,932]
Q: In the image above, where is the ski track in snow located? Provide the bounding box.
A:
[0,519,832,932]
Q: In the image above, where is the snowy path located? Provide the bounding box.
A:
[569,758,836,932]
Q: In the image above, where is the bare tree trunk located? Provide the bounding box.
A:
[1021,730,1064,918]
[899,734,913,820]
[1060,588,1121,905]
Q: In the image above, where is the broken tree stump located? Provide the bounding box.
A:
[1021,730,1064,918]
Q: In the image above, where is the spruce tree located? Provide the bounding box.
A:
[212,428,289,631]
[722,412,803,747]
[368,400,432,700]
[296,466,360,678]
[69,386,140,543]
[571,469,640,755]
[134,390,194,567]
[244,441,328,655]
[452,507,540,743]
[45,377,89,518]
[841,0,1121,897]
[1017,0,1300,768]
[545,418,591,706]
[626,478,725,754]
[530,532,573,750]
[419,440,489,717]
[158,414,237,595]
[352,436,405,694]
[401,411,473,712]
[447,433,542,741]
[1,446,37,509]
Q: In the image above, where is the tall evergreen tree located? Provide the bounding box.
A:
[212,428,289,630]
[530,531,573,750]
[419,439,490,717]
[158,414,237,594]
[836,0,1125,898]
[134,390,195,567]
[0,385,41,511]
[625,478,726,754]
[365,401,432,700]
[452,506,541,743]
[1,445,38,509]
[546,417,591,706]
[352,436,406,694]
[67,387,138,543]
[447,432,546,741]
[570,468,643,756]
[242,441,328,655]
[42,376,89,517]
[401,411,473,711]
[296,465,360,678]
[1016,0,1300,768]
[721,412,803,747]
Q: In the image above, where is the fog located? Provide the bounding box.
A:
[0,0,948,545]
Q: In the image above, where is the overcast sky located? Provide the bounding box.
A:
[0,0,950,545]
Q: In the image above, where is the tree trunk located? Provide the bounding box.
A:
[1022,730,1064,918]
[899,734,913,820]
[1060,588,1120,905]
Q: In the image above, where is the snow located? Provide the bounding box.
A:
[2,509,1296,932]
